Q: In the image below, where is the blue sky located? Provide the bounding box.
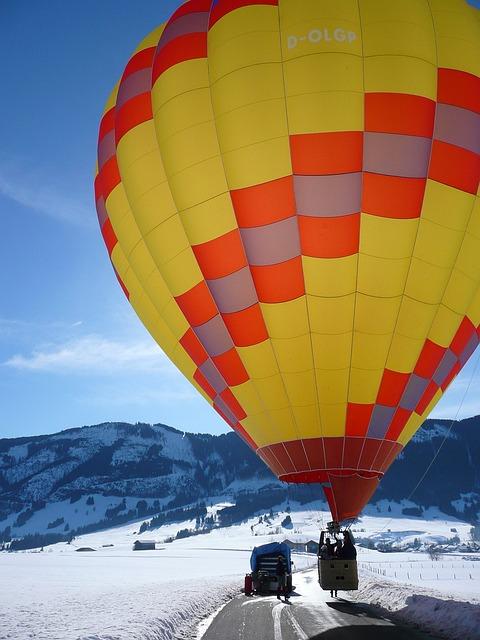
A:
[0,0,229,438]
[1,1,479,439]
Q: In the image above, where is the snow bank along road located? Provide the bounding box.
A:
[351,570,480,640]
[201,569,441,640]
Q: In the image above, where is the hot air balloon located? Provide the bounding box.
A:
[95,0,480,525]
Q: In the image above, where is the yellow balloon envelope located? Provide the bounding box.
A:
[95,0,480,521]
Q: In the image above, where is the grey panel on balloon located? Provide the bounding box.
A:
[199,359,227,394]
[214,395,237,425]
[363,133,432,178]
[399,374,429,411]
[294,173,362,217]
[459,332,479,366]
[434,104,480,155]
[195,315,234,357]
[116,69,152,109]
[433,349,457,386]
[158,11,209,48]
[367,405,396,439]
[98,130,116,170]
[207,266,257,314]
[240,216,300,266]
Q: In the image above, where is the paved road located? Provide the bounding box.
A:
[202,570,438,640]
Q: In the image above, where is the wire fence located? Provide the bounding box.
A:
[359,559,480,584]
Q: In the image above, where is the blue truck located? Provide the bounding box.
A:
[249,542,293,594]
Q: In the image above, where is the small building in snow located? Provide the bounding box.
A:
[283,539,307,552]
[306,540,320,554]
[133,539,156,551]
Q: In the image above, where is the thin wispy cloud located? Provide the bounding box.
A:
[0,317,83,338]
[0,160,94,229]
[3,335,174,375]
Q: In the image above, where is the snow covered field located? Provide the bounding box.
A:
[0,552,242,640]
[0,511,317,640]
[359,554,480,598]
[0,504,478,640]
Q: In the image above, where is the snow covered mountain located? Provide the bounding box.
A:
[0,416,479,545]
[375,415,480,522]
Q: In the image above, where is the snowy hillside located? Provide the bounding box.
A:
[1,417,479,547]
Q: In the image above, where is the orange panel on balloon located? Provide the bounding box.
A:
[122,48,156,79]
[173,0,212,20]
[414,340,446,378]
[437,68,480,114]
[100,156,121,200]
[175,282,217,327]
[250,257,305,303]
[290,132,363,175]
[101,219,118,256]
[451,317,476,356]
[346,403,374,437]
[298,214,360,258]
[210,0,278,27]
[365,93,435,137]
[115,93,153,143]
[222,304,268,347]
[385,408,411,440]
[152,33,207,82]
[99,108,115,142]
[429,141,480,194]
[362,173,425,218]
[230,176,296,228]
[180,329,209,367]
[376,370,409,407]
[192,230,247,279]
[219,388,247,420]
[212,348,249,386]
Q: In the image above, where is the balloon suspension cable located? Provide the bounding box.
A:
[325,519,355,534]
[326,520,341,535]
[317,496,325,532]
[343,518,356,531]
[368,347,480,539]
